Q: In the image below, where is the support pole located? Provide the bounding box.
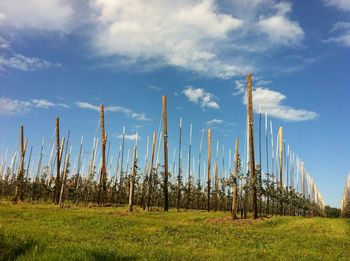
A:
[162,96,169,211]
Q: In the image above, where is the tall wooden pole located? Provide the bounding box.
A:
[232,137,239,220]
[55,117,61,204]
[247,73,258,219]
[147,131,156,210]
[207,128,211,212]
[162,96,169,211]
[99,105,107,206]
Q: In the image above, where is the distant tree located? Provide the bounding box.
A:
[325,205,341,218]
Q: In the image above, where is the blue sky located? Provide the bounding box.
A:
[0,0,349,207]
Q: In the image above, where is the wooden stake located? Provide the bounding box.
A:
[247,73,258,219]
[162,96,169,211]
[98,105,107,206]
[54,117,61,204]
[232,137,239,220]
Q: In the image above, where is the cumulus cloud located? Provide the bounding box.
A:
[0,0,308,77]
[243,87,318,121]
[182,86,219,109]
[75,101,151,121]
[257,2,304,46]
[91,0,251,78]
[0,0,73,32]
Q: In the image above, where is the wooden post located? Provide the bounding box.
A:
[98,105,107,206]
[247,73,258,219]
[162,96,169,211]
[207,128,211,212]
[147,131,156,210]
[14,125,27,203]
[128,141,137,212]
[232,137,239,220]
[54,117,61,204]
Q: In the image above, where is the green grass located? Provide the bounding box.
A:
[0,202,349,260]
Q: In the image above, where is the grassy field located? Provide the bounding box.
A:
[0,202,349,261]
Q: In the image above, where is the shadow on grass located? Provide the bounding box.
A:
[88,249,137,261]
[0,234,40,261]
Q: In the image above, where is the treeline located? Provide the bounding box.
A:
[0,157,324,217]
[0,74,325,218]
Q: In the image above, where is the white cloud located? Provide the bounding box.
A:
[233,79,245,96]
[325,32,350,46]
[258,2,304,46]
[0,97,32,116]
[206,119,224,125]
[0,0,73,32]
[183,86,219,109]
[0,97,68,116]
[75,101,151,121]
[149,85,163,92]
[91,0,250,78]
[326,22,350,47]
[0,53,60,72]
[118,133,140,142]
[324,0,350,11]
[243,87,318,121]
[31,99,55,108]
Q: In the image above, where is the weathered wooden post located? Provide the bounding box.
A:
[247,73,258,219]
[207,128,211,212]
[162,96,169,211]
[232,137,239,220]
[98,105,107,206]
[54,117,61,204]
[279,127,283,215]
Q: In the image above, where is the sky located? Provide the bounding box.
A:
[0,0,350,207]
